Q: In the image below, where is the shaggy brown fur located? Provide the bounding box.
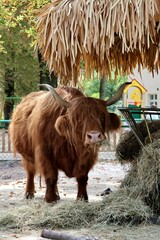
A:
[9,87,121,203]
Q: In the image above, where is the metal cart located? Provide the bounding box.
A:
[118,107,160,147]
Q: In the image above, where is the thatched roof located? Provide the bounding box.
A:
[36,0,160,85]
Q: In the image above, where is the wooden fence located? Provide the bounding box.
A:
[99,128,125,152]
[0,129,11,153]
[0,128,127,156]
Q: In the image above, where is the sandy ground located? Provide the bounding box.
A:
[0,159,160,240]
[0,161,127,202]
[0,158,128,239]
[0,159,128,206]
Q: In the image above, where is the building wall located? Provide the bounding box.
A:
[129,67,160,107]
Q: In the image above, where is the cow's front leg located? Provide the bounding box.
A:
[76,175,88,201]
[38,149,60,203]
[45,173,59,203]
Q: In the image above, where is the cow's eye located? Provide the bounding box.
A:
[100,115,106,128]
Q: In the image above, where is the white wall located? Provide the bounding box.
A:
[129,67,160,107]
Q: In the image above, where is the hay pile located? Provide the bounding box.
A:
[121,140,160,214]
[0,194,151,231]
[116,121,160,213]
[116,120,160,162]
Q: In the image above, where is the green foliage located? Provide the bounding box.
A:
[0,28,39,96]
[0,0,53,98]
[81,72,128,112]
[0,0,55,119]
[82,77,100,97]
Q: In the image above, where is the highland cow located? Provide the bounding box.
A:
[9,83,130,203]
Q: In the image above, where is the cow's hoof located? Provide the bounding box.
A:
[76,196,88,202]
[25,192,34,199]
[45,194,60,203]
[56,193,60,200]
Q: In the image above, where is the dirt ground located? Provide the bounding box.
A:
[0,159,160,240]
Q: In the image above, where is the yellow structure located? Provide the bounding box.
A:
[123,79,147,107]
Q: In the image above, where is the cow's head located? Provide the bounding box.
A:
[40,82,130,146]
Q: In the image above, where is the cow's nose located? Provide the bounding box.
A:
[85,131,105,144]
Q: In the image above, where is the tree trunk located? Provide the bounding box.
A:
[99,75,106,100]
[4,69,14,122]
[38,49,57,89]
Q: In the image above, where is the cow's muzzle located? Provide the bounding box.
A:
[85,131,106,144]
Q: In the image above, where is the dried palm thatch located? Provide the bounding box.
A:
[36,0,160,85]
[116,120,160,162]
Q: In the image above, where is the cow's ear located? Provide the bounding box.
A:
[54,115,69,136]
[109,113,121,131]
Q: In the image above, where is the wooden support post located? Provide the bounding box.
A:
[2,128,5,152]
[8,130,11,152]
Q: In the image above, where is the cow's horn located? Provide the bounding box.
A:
[105,82,131,106]
[39,84,70,108]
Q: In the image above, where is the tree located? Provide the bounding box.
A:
[0,25,40,118]
[99,75,106,100]
[38,50,57,89]
[80,72,128,112]
[0,0,56,119]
